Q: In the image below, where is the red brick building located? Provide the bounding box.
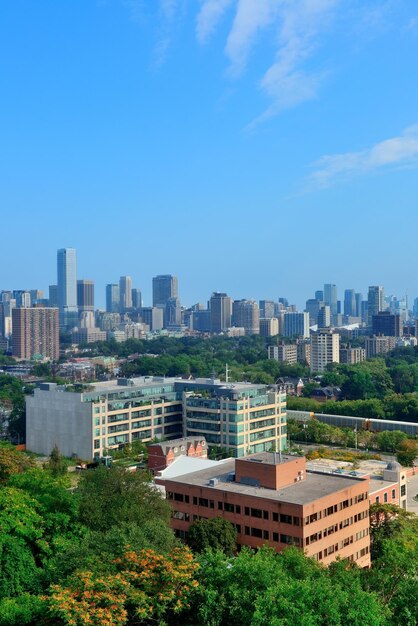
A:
[165,452,371,567]
[148,437,207,473]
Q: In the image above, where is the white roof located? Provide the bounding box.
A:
[157,455,231,480]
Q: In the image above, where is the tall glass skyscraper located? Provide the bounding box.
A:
[57,248,78,329]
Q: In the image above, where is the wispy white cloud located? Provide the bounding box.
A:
[307,124,418,189]
[197,0,340,126]
[196,0,235,44]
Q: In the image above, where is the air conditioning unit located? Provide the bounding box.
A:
[208,478,219,487]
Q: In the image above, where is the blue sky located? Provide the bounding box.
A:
[1,0,418,309]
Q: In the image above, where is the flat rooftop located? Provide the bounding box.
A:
[166,458,366,506]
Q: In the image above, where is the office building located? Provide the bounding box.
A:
[367,286,385,327]
[106,284,120,313]
[355,293,363,318]
[344,290,356,317]
[48,285,59,308]
[190,309,211,333]
[26,377,287,461]
[310,328,340,373]
[13,290,31,308]
[131,288,142,310]
[140,307,164,331]
[153,275,178,308]
[119,276,133,311]
[317,305,331,329]
[324,284,338,321]
[77,280,94,313]
[165,297,182,328]
[283,312,309,339]
[165,452,371,567]
[210,292,232,334]
[30,290,44,304]
[259,300,275,319]
[57,248,78,329]
[315,290,324,301]
[305,299,322,326]
[12,307,59,361]
[232,300,260,335]
[259,318,279,337]
[372,311,402,337]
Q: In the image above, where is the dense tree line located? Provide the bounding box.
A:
[0,443,417,625]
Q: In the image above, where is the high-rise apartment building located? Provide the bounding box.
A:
[283,312,310,339]
[310,328,340,373]
[152,275,178,308]
[106,284,120,313]
[12,307,59,360]
[268,343,298,365]
[210,292,232,334]
[57,248,78,329]
[365,336,396,359]
[344,289,356,317]
[232,300,260,335]
[119,276,133,311]
[367,286,385,327]
[77,280,94,313]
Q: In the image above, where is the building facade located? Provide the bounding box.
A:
[26,377,287,461]
[77,280,94,313]
[165,452,371,567]
[283,312,310,339]
[210,292,232,334]
[12,307,59,360]
[232,300,260,335]
[57,248,78,329]
[152,275,178,308]
[310,328,340,373]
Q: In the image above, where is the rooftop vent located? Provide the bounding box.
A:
[208,478,219,487]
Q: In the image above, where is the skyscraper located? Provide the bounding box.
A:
[343,289,356,317]
[57,248,78,329]
[131,288,142,310]
[77,280,94,313]
[210,292,232,334]
[106,284,120,313]
[232,300,260,335]
[323,284,338,321]
[152,275,178,308]
[119,276,133,311]
[367,286,385,327]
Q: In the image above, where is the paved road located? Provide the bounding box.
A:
[407,472,418,515]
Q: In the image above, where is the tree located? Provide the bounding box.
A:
[187,518,237,556]
[396,439,417,466]
[0,445,35,483]
[46,547,199,626]
[43,445,68,477]
[76,466,171,533]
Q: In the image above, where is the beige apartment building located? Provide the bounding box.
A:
[310,328,340,373]
[12,307,59,361]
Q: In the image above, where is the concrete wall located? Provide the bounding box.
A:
[26,388,92,459]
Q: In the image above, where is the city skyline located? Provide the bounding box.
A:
[0,2,417,308]
[0,246,415,312]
